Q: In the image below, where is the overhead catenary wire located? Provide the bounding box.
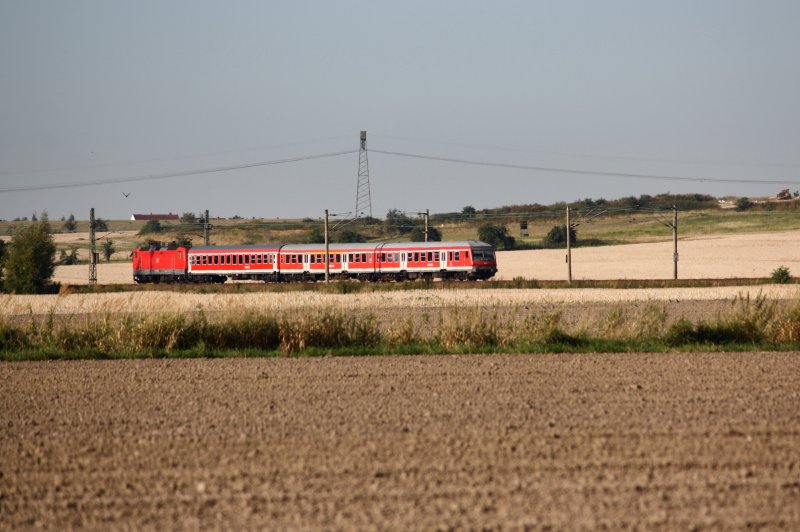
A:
[370,149,800,186]
[373,134,800,169]
[0,150,358,193]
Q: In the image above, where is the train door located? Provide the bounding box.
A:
[400,252,407,271]
[341,252,349,272]
[303,253,311,273]
[439,249,447,269]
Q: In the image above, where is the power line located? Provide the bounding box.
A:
[370,149,800,186]
[0,134,353,176]
[374,134,800,169]
[0,150,358,193]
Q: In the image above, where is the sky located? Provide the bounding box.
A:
[1,0,799,221]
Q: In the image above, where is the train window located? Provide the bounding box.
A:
[362,253,367,263]
[243,255,248,264]
[335,253,341,263]
[464,251,469,259]
[213,256,218,265]
[434,251,439,261]
[412,252,418,262]
[427,252,433,261]
[455,251,460,261]
[226,255,231,265]
[251,254,256,263]
[310,255,315,264]
[202,256,207,265]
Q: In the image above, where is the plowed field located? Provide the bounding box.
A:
[2,353,799,529]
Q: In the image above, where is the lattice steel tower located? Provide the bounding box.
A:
[355,130,372,218]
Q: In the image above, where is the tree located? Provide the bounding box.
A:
[180,212,198,224]
[384,209,414,235]
[138,220,162,234]
[62,213,77,232]
[735,197,753,211]
[4,219,57,293]
[102,239,115,262]
[95,218,109,232]
[335,230,365,243]
[307,225,325,244]
[543,225,577,247]
[461,205,477,218]
[477,224,515,250]
[58,247,80,265]
[173,234,193,248]
[409,226,441,242]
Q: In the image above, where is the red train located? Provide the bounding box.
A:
[132,241,498,283]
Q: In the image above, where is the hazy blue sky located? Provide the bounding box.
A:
[1,1,798,220]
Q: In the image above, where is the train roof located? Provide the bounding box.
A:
[189,245,282,252]
[380,240,491,249]
[280,243,380,252]
[187,241,494,253]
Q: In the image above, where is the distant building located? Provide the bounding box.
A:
[130,213,179,221]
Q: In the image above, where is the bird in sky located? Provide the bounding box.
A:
[122,192,131,198]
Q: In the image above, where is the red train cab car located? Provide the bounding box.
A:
[132,245,189,283]
[378,240,496,280]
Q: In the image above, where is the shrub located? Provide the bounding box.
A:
[543,225,577,247]
[384,209,414,235]
[4,219,57,293]
[102,240,115,262]
[138,220,162,235]
[62,214,77,232]
[409,226,441,242]
[477,224,515,250]
[735,197,753,211]
[771,266,791,284]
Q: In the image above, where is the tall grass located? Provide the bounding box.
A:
[2,293,800,359]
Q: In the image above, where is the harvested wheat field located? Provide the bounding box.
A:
[51,229,800,285]
[496,230,800,280]
[2,354,799,529]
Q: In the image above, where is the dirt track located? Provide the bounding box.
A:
[2,354,799,529]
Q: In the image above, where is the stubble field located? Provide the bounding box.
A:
[49,229,800,284]
[2,354,799,529]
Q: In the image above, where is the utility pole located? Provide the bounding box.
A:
[566,206,572,284]
[203,209,210,245]
[424,209,429,242]
[324,209,330,283]
[672,205,678,280]
[89,208,97,285]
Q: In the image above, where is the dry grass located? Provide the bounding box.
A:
[1,285,798,319]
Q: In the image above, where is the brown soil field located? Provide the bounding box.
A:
[50,229,800,284]
[2,354,799,529]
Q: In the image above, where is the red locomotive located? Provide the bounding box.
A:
[133,240,497,283]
